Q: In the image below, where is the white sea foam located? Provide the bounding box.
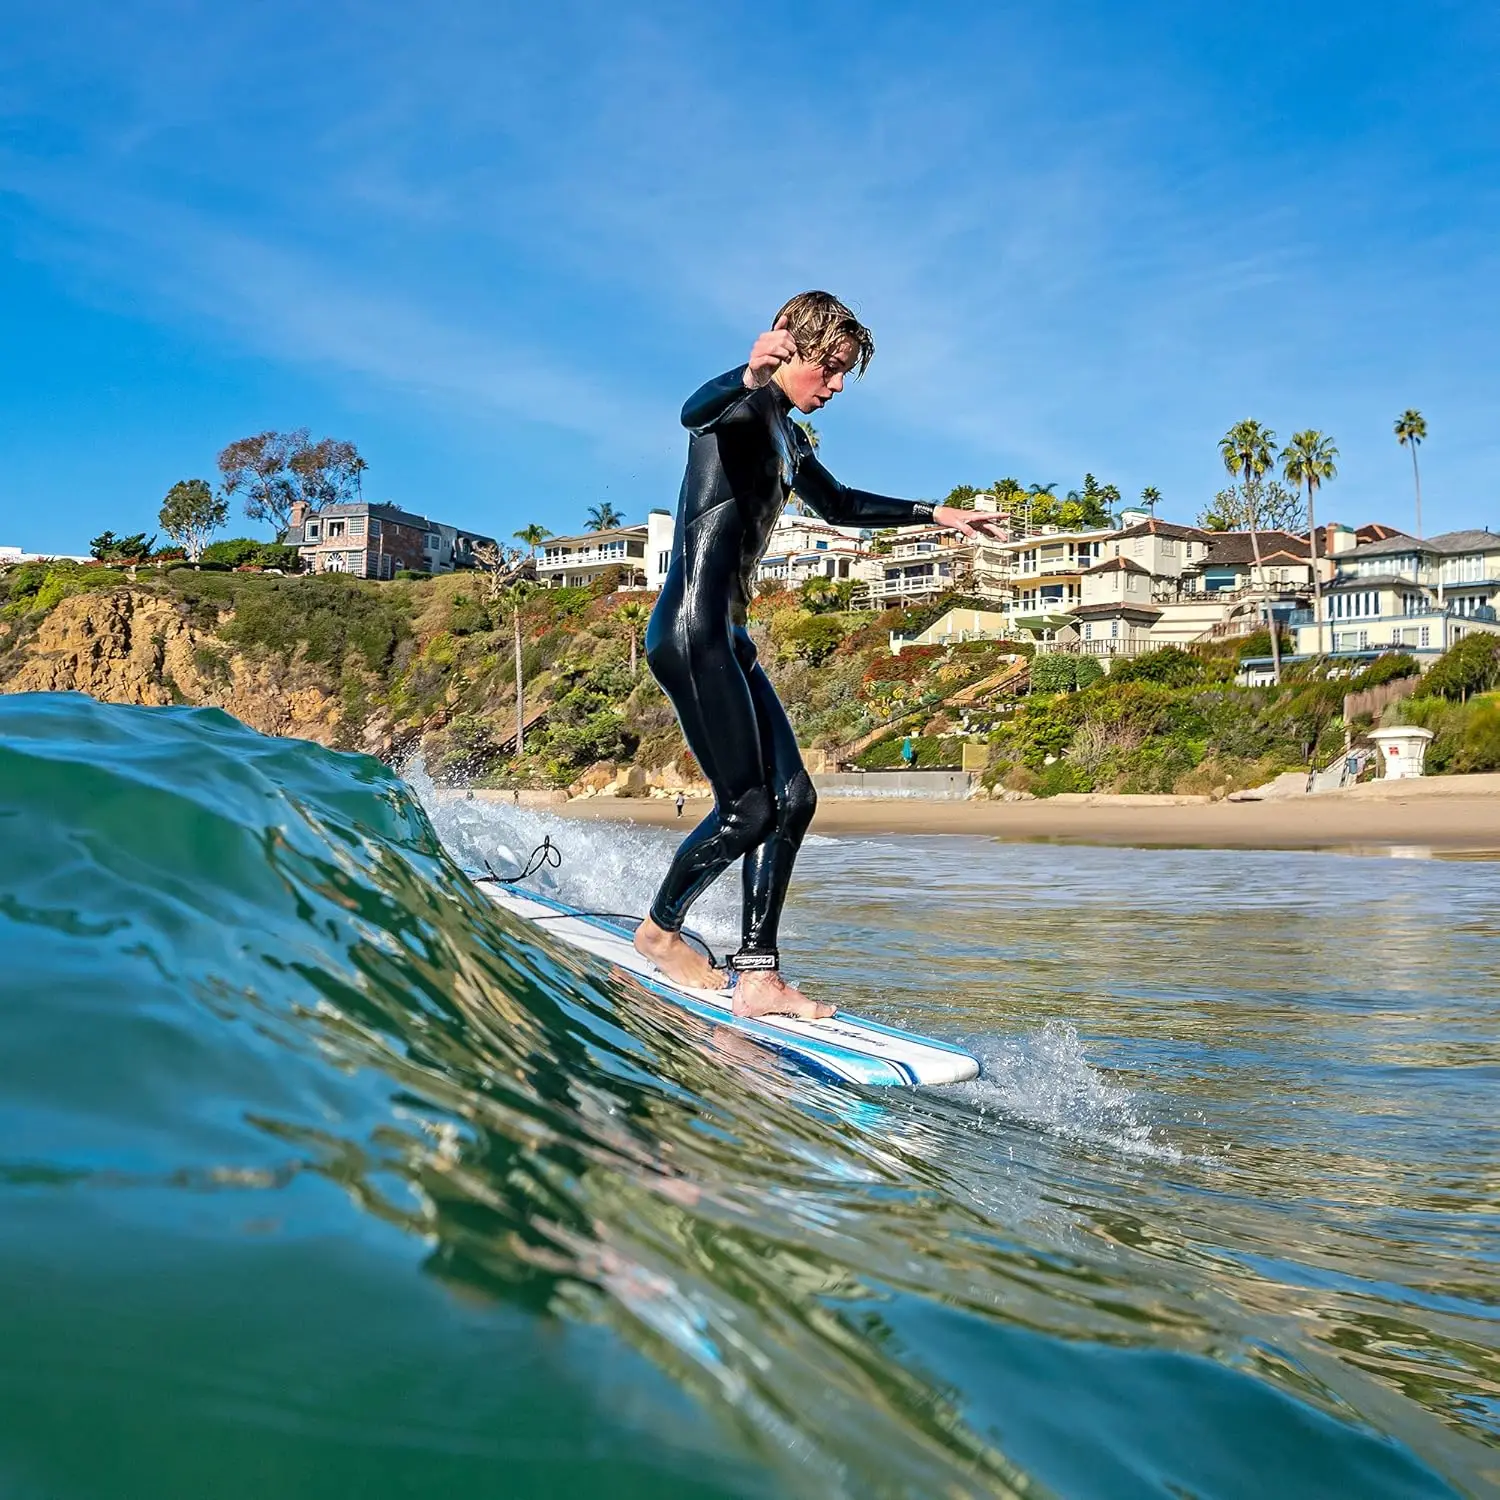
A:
[954,1022,1182,1161]
[404,761,744,949]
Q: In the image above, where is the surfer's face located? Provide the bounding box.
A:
[777,339,859,415]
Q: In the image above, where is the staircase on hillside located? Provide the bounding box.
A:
[830,657,1031,766]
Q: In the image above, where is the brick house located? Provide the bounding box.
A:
[286,500,497,579]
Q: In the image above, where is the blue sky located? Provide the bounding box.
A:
[2,0,1496,554]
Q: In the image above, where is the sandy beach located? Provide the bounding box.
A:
[536,777,1500,855]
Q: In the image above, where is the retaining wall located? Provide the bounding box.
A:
[812,769,975,800]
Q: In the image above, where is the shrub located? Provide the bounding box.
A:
[994,695,1081,768]
[219,575,411,673]
[254,543,302,571]
[1346,651,1420,692]
[1453,701,1500,773]
[784,614,846,665]
[1074,655,1104,689]
[855,733,959,770]
[861,645,942,689]
[448,594,493,636]
[2,562,129,619]
[1034,761,1085,796]
[1030,653,1079,693]
[1420,633,1500,702]
[1398,695,1500,774]
[201,537,265,568]
[1236,629,1293,661]
[1109,646,1204,687]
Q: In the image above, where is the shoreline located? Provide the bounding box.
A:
[502,785,1500,856]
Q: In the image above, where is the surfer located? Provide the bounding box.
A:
[633,291,1005,1018]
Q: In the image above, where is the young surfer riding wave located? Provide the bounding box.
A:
[633,291,1005,1019]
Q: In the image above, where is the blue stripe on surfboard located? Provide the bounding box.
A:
[478,882,920,1086]
[491,885,930,1079]
[496,884,966,1069]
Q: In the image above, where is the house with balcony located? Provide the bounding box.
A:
[1074,557,1163,654]
[1074,520,1228,651]
[1179,530,1320,594]
[286,500,496,578]
[538,525,651,589]
[993,526,1115,636]
[857,530,975,605]
[756,512,881,592]
[1280,529,1500,665]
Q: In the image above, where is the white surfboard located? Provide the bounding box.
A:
[475,881,980,1088]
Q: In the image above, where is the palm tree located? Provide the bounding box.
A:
[1219,419,1281,683]
[586,502,624,532]
[500,574,537,755]
[1140,486,1162,514]
[616,599,650,676]
[1022,481,1058,535]
[1394,410,1427,539]
[1281,431,1339,657]
[513,522,551,560]
[792,418,819,451]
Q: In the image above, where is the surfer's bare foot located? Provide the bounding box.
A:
[633,915,722,990]
[732,971,834,1020]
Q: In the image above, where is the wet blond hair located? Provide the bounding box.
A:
[773,291,874,377]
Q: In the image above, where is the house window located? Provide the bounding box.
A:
[425,533,439,550]
[1084,622,1093,640]
[657,550,670,574]
[306,522,320,540]
[327,520,346,539]
[368,518,381,538]
[348,517,365,537]
[1110,620,1119,638]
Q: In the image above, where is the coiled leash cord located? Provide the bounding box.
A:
[473,835,721,969]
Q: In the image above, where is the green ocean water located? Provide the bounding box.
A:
[1,692,1495,1498]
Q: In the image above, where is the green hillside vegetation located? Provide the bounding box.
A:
[3,558,1497,791]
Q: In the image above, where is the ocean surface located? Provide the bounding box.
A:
[1,693,1496,1499]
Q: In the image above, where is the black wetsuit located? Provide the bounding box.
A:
[645,365,935,972]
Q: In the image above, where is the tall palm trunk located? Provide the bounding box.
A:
[513,603,525,757]
[1410,444,1424,540]
[629,629,638,676]
[1244,464,1281,683]
[1306,482,1325,656]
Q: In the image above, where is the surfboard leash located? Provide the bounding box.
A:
[474,836,723,970]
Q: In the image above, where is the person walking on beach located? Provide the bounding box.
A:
[632,291,1004,1018]
[675,791,686,818]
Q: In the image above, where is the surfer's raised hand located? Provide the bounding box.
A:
[743,317,800,390]
[932,505,1008,540]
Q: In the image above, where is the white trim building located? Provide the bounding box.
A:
[1283,529,1500,663]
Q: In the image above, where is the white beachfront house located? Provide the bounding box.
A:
[1073,519,1218,653]
[985,525,1116,638]
[860,528,976,605]
[755,512,880,591]
[538,516,675,591]
[1283,529,1500,663]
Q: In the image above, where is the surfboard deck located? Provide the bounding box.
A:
[475,881,980,1088]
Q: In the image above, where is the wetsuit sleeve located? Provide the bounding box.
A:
[792,452,938,527]
[680,367,757,433]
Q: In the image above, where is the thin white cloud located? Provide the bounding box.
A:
[1,0,1496,532]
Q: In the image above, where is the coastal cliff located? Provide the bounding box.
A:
[6,589,344,743]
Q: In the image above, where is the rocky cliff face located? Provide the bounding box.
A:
[5,590,344,744]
